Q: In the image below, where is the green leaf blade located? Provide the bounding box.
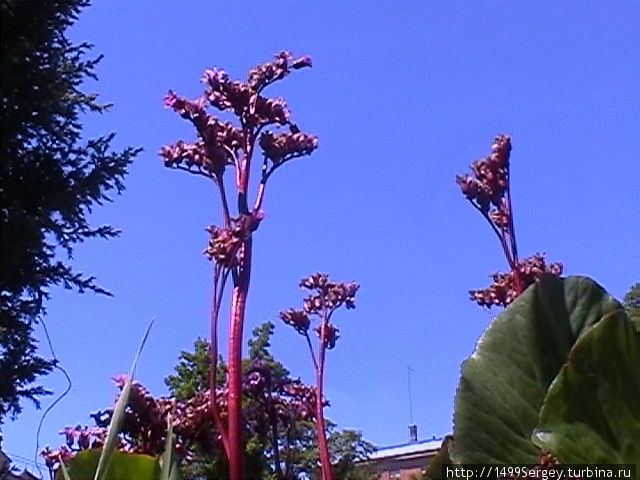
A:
[532,311,640,466]
[452,276,622,464]
[58,450,160,480]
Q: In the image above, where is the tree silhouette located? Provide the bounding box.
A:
[0,0,140,421]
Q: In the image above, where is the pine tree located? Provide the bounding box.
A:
[0,0,140,421]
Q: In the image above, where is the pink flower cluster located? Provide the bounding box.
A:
[44,369,325,471]
[204,214,262,268]
[280,274,359,349]
[456,134,511,221]
[161,92,244,176]
[161,51,317,183]
[205,224,244,268]
[279,380,324,421]
[40,425,106,470]
[248,51,312,92]
[242,360,325,425]
[301,273,359,313]
[259,130,319,165]
[203,67,290,127]
[202,51,311,128]
[90,376,228,457]
[470,254,563,307]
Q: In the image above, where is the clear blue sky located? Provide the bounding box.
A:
[4,0,639,472]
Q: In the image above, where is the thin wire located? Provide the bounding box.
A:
[33,315,73,479]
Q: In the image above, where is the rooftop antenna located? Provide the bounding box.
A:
[407,366,417,443]
[407,366,414,424]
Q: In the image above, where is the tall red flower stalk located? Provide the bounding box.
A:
[456,135,562,307]
[280,273,359,480]
[161,51,317,479]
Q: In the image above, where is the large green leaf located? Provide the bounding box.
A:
[55,450,160,480]
[532,311,640,466]
[451,275,622,464]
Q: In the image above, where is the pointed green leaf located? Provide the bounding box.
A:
[58,456,73,480]
[532,311,640,466]
[452,276,622,464]
[160,413,181,480]
[94,319,155,480]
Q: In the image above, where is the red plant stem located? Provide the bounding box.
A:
[210,267,230,455]
[505,177,519,264]
[316,322,334,480]
[254,180,267,213]
[505,181,524,295]
[227,237,253,480]
[263,380,285,480]
[304,332,319,371]
[216,174,232,228]
[471,201,515,269]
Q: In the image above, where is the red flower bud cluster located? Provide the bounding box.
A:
[161,93,244,177]
[280,274,359,350]
[204,214,262,268]
[96,377,229,457]
[248,51,312,92]
[280,380,324,421]
[300,273,359,313]
[316,323,339,350]
[205,224,243,267]
[111,376,176,454]
[470,254,563,308]
[279,308,311,334]
[172,388,227,448]
[61,425,105,450]
[49,370,331,473]
[41,445,74,470]
[456,134,512,221]
[162,52,316,202]
[201,68,250,115]
[160,139,207,168]
[164,91,207,120]
[489,199,510,228]
[40,425,106,470]
[242,359,324,424]
[202,68,291,127]
[259,130,319,165]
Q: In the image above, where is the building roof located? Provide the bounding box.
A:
[369,438,443,460]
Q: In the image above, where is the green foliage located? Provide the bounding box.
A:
[247,321,289,382]
[164,322,376,479]
[165,338,219,401]
[452,275,623,464]
[423,436,452,480]
[0,0,141,421]
[623,283,640,326]
[56,451,160,480]
[165,325,287,480]
[532,311,640,466]
[329,428,377,480]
